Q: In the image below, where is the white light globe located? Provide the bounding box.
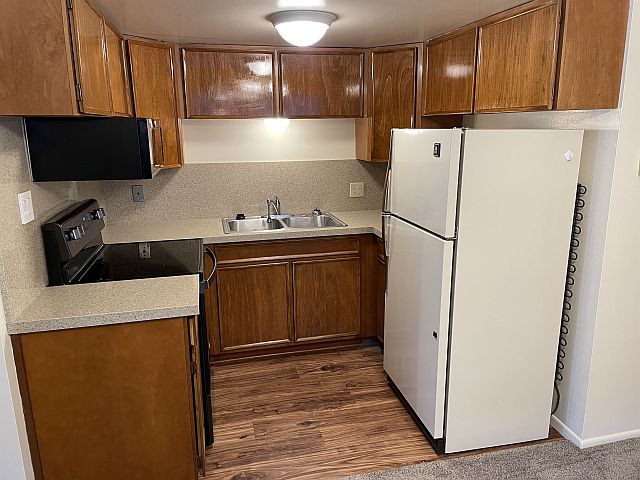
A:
[275,21,330,47]
[268,11,337,47]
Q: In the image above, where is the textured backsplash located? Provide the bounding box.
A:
[78,160,386,223]
[0,118,74,322]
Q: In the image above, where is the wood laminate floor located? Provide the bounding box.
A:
[204,346,561,480]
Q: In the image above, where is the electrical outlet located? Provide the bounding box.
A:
[18,191,35,224]
[138,242,151,259]
[350,182,365,198]
[132,185,144,202]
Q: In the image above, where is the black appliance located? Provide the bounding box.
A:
[24,117,164,181]
[42,199,215,447]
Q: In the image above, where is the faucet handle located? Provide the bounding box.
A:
[312,207,322,216]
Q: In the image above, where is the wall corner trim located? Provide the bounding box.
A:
[551,415,584,448]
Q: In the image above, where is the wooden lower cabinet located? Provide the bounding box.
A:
[293,257,361,342]
[216,262,293,351]
[207,236,382,360]
[376,238,387,343]
[13,318,201,480]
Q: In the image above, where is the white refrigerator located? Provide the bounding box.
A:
[382,128,583,454]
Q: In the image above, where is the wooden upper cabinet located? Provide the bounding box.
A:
[104,22,132,116]
[128,40,183,168]
[371,47,417,161]
[556,0,630,111]
[69,0,112,115]
[182,48,275,118]
[279,52,364,118]
[475,1,561,113]
[423,28,478,115]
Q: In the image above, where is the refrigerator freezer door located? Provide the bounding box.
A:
[383,215,454,439]
[444,129,584,453]
[388,129,462,238]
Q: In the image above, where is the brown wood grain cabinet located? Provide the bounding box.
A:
[293,257,361,342]
[376,238,386,343]
[68,0,112,115]
[216,262,293,351]
[423,28,478,115]
[475,1,561,113]
[206,236,370,361]
[279,52,364,118]
[356,47,417,162]
[182,48,276,118]
[555,0,630,111]
[104,22,132,116]
[129,39,183,168]
[13,318,200,480]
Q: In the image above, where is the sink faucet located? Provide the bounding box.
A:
[266,196,281,223]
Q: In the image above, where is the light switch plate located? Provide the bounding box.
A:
[350,182,365,198]
[18,191,35,224]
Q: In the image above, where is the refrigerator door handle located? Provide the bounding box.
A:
[383,131,394,213]
[382,214,391,258]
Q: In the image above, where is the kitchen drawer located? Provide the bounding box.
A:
[214,236,360,264]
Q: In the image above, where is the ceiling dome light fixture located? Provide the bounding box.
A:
[268,10,337,47]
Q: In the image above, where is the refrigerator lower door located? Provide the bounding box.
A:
[383,215,454,440]
[444,129,584,453]
[388,129,462,238]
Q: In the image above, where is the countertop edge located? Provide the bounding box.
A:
[7,304,200,335]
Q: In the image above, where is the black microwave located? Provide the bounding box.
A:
[24,117,164,181]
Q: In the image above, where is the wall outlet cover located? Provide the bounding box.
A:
[18,190,35,224]
[350,182,365,198]
[132,185,144,202]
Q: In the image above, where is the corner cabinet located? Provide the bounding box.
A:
[474,0,561,113]
[128,39,183,168]
[206,237,368,360]
[279,51,364,118]
[0,0,131,116]
[356,46,418,162]
[13,318,202,480]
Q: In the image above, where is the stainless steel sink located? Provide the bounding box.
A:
[281,214,347,229]
[222,213,347,234]
[223,216,285,234]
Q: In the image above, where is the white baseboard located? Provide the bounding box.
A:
[581,428,640,448]
[551,415,583,447]
[551,415,640,449]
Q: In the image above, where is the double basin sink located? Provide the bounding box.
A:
[223,213,347,234]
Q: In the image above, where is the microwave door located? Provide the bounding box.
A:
[147,119,164,175]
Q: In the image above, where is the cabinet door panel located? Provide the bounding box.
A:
[423,29,477,115]
[129,40,182,168]
[217,262,292,351]
[372,48,416,162]
[475,3,560,112]
[280,52,363,118]
[555,0,630,111]
[183,49,275,118]
[70,0,112,115]
[104,23,131,116]
[294,257,361,342]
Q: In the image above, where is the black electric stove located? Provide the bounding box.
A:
[42,199,215,447]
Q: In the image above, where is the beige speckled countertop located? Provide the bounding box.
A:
[102,210,383,245]
[9,210,381,335]
[8,275,200,335]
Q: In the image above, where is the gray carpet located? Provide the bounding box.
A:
[340,439,640,480]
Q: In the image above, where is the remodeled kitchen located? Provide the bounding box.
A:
[1,1,639,479]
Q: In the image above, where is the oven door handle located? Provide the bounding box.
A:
[204,247,217,288]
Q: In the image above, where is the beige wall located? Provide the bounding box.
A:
[182,119,356,163]
[580,0,640,444]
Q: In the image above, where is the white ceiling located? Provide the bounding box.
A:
[92,0,526,47]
